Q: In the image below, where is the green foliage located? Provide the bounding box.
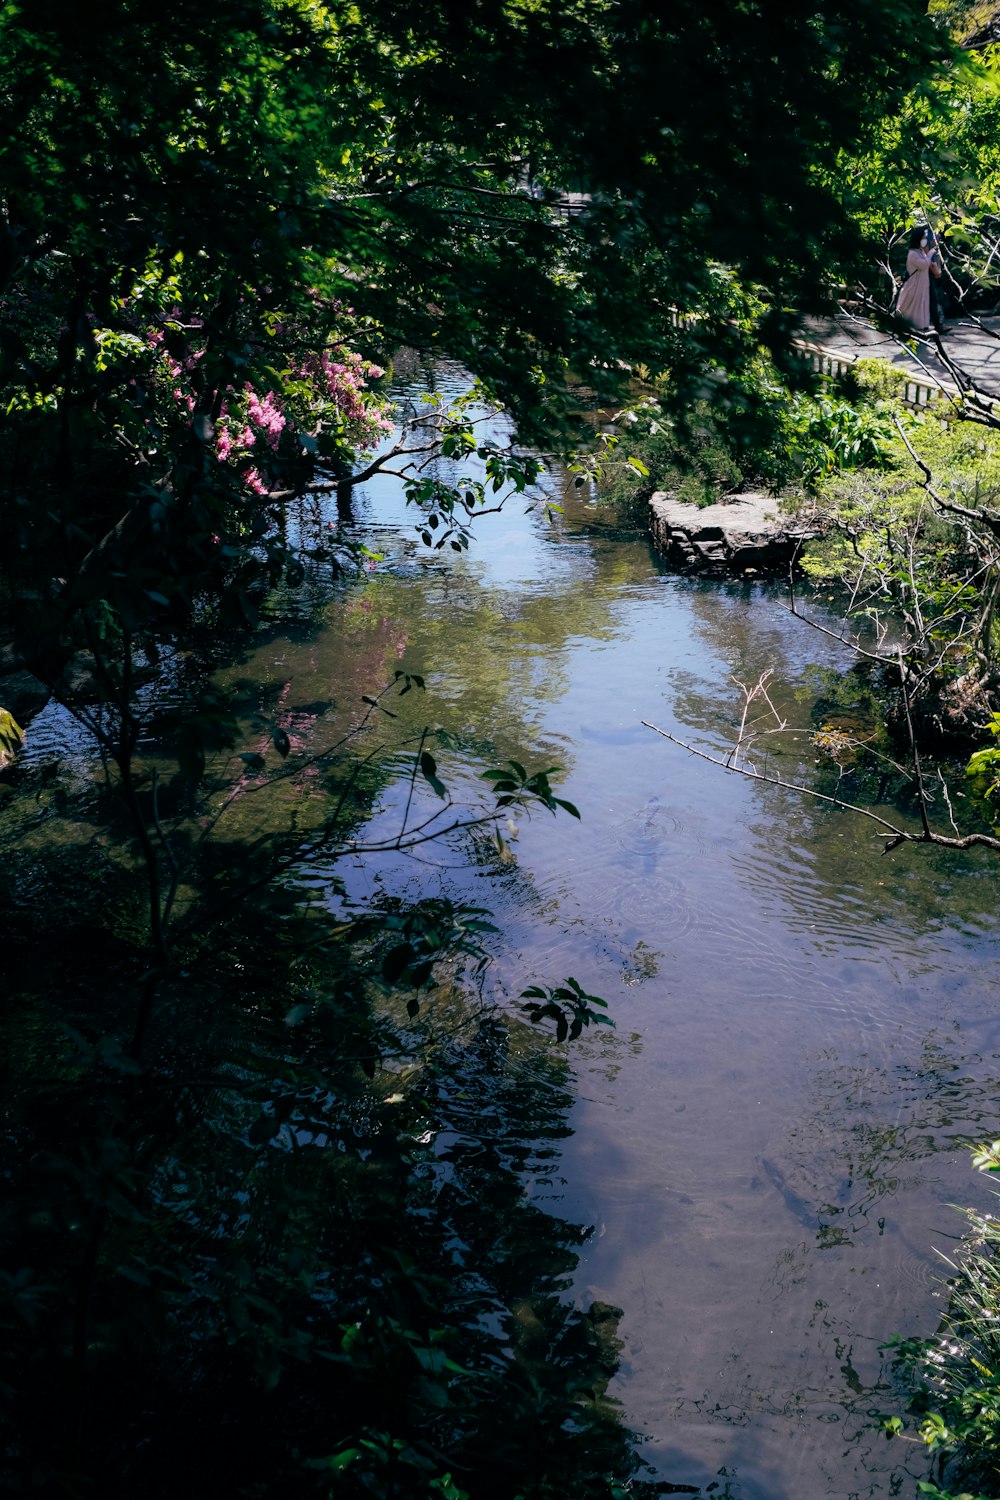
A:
[481,760,581,819]
[800,411,1000,704]
[851,357,914,403]
[883,1150,1000,1500]
[833,5,1000,313]
[966,711,1000,816]
[0,706,22,767]
[0,0,955,685]
[0,3,972,1496]
[592,358,899,511]
[403,412,545,553]
[519,978,612,1044]
[784,390,898,483]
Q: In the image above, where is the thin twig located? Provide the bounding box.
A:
[641,720,1000,855]
[896,649,934,839]
[937,767,961,838]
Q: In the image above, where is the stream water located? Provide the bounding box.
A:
[18,370,1000,1498]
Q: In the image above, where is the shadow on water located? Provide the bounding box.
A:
[7,363,1000,1499]
[0,482,726,1500]
[0,816,695,1495]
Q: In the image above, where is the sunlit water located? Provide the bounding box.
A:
[19,366,1000,1498]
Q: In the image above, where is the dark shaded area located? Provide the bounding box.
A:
[0,810,677,1499]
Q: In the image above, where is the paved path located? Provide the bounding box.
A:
[805,310,1000,399]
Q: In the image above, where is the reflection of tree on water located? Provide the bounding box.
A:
[666,579,999,937]
[332,532,658,759]
[0,826,669,1496]
[0,480,665,1500]
[0,499,671,1496]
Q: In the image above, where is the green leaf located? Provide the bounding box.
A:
[309,1449,361,1473]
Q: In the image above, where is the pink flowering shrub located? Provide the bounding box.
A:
[127,292,393,502]
[292,345,393,454]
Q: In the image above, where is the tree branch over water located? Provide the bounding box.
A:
[641,664,1000,857]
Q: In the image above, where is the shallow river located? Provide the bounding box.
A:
[22,378,1000,1498]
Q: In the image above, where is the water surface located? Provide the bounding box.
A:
[21,377,1000,1498]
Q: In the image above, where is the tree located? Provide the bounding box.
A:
[829,2,1000,415]
[0,0,958,695]
[0,1,966,1494]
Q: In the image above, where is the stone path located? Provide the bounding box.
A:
[805,309,1000,400]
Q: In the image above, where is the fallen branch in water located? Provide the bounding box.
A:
[640,718,1000,855]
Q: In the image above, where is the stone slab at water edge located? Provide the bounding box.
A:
[648,491,818,572]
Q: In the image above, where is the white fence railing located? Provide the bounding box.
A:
[791,339,949,409]
[663,311,967,411]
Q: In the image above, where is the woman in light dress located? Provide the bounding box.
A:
[896,226,938,331]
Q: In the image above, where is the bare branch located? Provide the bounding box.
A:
[640,720,1000,855]
[895,649,934,839]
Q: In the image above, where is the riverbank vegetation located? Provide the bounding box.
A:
[882,1149,1000,1500]
[0,0,993,1495]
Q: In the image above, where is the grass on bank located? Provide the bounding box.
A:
[887,1149,1000,1500]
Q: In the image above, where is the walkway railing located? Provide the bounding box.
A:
[667,308,966,411]
[790,339,949,409]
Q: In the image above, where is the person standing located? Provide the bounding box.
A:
[896,227,938,332]
[927,228,947,330]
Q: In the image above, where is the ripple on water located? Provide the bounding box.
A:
[526,851,700,950]
[613,796,701,859]
[508,801,944,1057]
[19,700,95,766]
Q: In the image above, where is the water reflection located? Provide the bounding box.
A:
[290,446,1000,1498]
[13,365,1000,1499]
